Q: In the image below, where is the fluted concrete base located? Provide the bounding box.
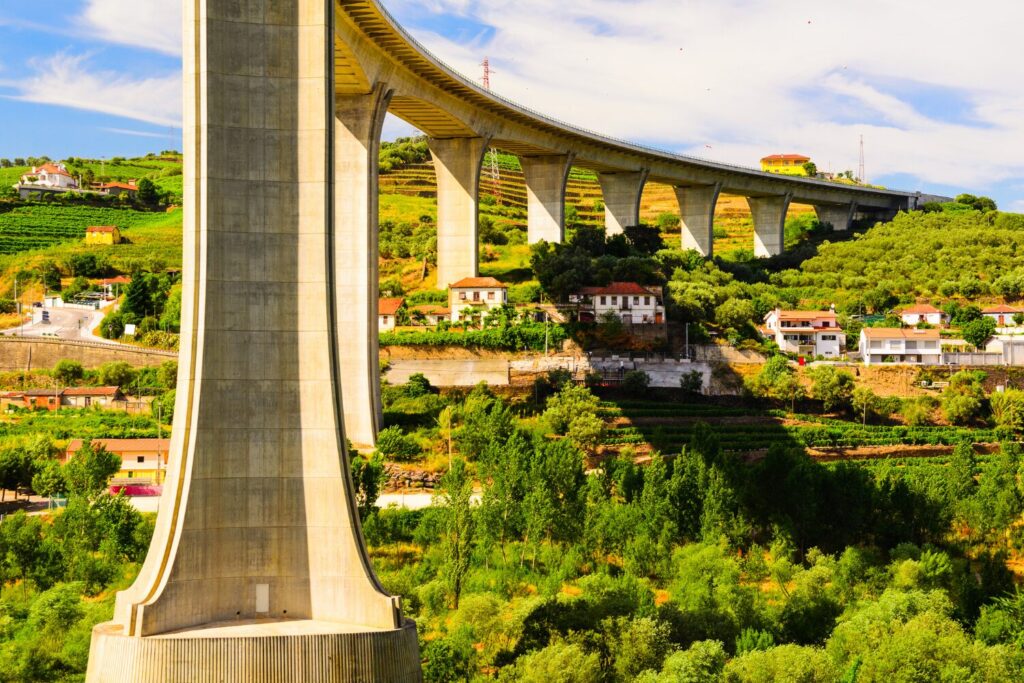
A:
[86,619,422,683]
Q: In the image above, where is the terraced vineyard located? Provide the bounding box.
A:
[0,204,167,255]
[599,400,1004,452]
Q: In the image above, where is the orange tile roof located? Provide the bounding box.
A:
[378,297,405,316]
[450,277,506,289]
[66,438,171,454]
[761,154,810,162]
[776,310,837,320]
[901,304,942,314]
[97,182,138,191]
[86,225,118,233]
[579,282,660,297]
[62,386,122,397]
[411,304,450,315]
[33,163,73,177]
[862,327,940,340]
[983,305,1021,314]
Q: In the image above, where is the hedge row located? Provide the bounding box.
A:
[379,323,567,351]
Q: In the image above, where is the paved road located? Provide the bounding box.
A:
[3,305,114,344]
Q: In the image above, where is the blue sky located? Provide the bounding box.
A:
[1,1,1022,211]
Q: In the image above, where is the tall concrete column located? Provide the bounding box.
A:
[674,182,721,257]
[521,153,574,244]
[748,193,792,258]
[87,1,421,680]
[334,86,392,448]
[598,170,649,235]
[814,202,857,231]
[430,136,489,289]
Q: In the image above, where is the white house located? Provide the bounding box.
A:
[449,277,508,323]
[860,327,941,366]
[20,162,78,190]
[982,305,1021,327]
[378,297,405,332]
[762,309,844,357]
[571,282,665,324]
[900,303,945,327]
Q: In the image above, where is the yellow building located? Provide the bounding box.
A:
[760,154,811,176]
[85,225,121,245]
[65,438,170,486]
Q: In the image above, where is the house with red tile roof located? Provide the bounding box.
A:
[449,277,508,322]
[65,438,170,489]
[982,304,1022,327]
[763,308,844,357]
[571,282,665,324]
[900,303,945,327]
[378,297,405,332]
[859,327,941,366]
[20,162,78,190]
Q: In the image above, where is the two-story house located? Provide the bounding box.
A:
[449,277,508,323]
[762,309,844,357]
[20,162,78,190]
[859,328,941,366]
[900,303,945,327]
[571,282,665,324]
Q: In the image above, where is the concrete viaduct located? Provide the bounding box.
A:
[85,1,940,680]
[329,0,930,447]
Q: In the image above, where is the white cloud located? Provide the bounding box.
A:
[102,127,177,139]
[382,0,1024,197]
[79,0,181,56]
[10,53,180,128]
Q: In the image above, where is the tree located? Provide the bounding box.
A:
[136,178,159,205]
[852,386,881,425]
[122,275,152,319]
[100,311,125,339]
[53,359,84,385]
[157,360,178,389]
[544,383,601,434]
[680,370,704,395]
[621,370,650,397]
[478,430,531,564]
[63,441,120,500]
[942,371,987,425]
[808,366,855,412]
[349,449,385,519]
[375,426,420,461]
[715,298,756,332]
[31,459,66,499]
[435,457,475,609]
[802,161,818,177]
[98,361,137,389]
[962,317,996,350]
[992,390,1024,433]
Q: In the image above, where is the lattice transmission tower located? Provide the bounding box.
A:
[858,134,866,184]
[481,57,502,204]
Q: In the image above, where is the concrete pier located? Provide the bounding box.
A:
[749,193,792,258]
[814,202,858,231]
[599,170,649,235]
[675,183,721,256]
[334,87,392,448]
[522,153,575,244]
[430,136,489,288]
[86,0,421,679]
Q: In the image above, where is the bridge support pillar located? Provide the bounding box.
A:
[334,86,392,448]
[522,153,574,244]
[86,0,421,680]
[598,170,648,235]
[430,136,490,289]
[814,202,857,232]
[748,193,792,258]
[674,183,721,257]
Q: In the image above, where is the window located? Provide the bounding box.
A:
[611,296,618,305]
[633,297,639,305]
[644,297,650,305]
[821,321,830,327]
[473,291,480,301]
[459,291,467,300]
[820,335,836,341]
[137,456,145,463]
[487,291,494,300]
[382,316,389,324]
